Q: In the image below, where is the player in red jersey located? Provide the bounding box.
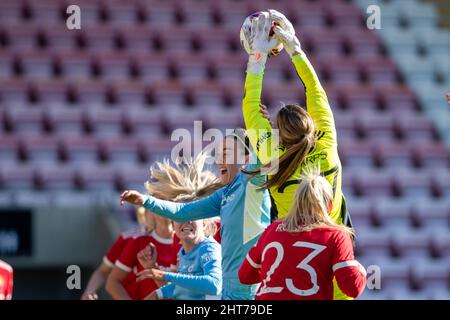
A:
[0,259,13,300]
[239,167,366,300]
[106,214,176,300]
[81,207,154,300]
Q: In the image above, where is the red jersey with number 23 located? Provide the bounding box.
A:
[238,220,366,300]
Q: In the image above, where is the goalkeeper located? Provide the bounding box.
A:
[241,11,354,299]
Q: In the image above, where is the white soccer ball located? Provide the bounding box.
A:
[239,11,284,56]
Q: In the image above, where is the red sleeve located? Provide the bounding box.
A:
[116,238,138,273]
[238,229,266,285]
[0,260,13,300]
[104,235,126,268]
[213,221,221,243]
[332,231,366,298]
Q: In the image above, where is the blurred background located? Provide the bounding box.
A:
[0,0,449,299]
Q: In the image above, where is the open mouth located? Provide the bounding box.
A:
[220,168,228,175]
[181,226,194,232]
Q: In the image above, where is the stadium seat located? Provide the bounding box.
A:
[81,26,118,53]
[2,23,38,50]
[139,138,175,163]
[152,81,186,106]
[361,58,398,87]
[307,30,344,58]
[343,28,382,60]
[178,1,214,27]
[380,86,418,113]
[412,143,449,168]
[372,199,413,229]
[124,107,164,138]
[411,198,450,230]
[0,79,30,104]
[0,2,23,25]
[21,135,61,165]
[133,53,171,82]
[46,107,85,136]
[111,80,148,106]
[117,26,154,54]
[0,165,36,190]
[341,86,378,112]
[117,165,151,193]
[411,258,449,291]
[171,53,210,83]
[346,197,373,229]
[431,169,450,198]
[143,1,177,27]
[325,58,362,86]
[163,106,204,136]
[353,168,395,198]
[56,52,92,81]
[37,165,77,191]
[375,142,414,169]
[355,227,393,258]
[0,135,19,165]
[27,0,63,24]
[334,112,358,142]
[33,80,68,104]
[394,169,433,199]
[103,0,138,26]
[0,50,15,80]
[5,107,43,135]
[396,113,436,143]
[100,137,141,166]
[78,165,117,192]
[194,28,232,55]
[188,82,225,107]
[392,228,431,260]
[94,52,131,82]
[41,25,81,52]
[357,111,396,143]
[60,136,99,165]
[72,80,108,104]
[85,107,124,137]
[155,27,194,54]
[209,54,246,85]
[339,141,375,169]
[51,190,96,208]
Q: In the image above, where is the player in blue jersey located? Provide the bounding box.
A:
[120,129,271,300]
[137,219,222,300]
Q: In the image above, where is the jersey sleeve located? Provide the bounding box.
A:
[292,52,337,148]
[116,239,138,273]
[104,235,126,268]
[156,283,175,300]
[238,227,266,285]
[143,188,224,223]
[331,231,367,298]
[164,243,222,296]
[242,71,279,165]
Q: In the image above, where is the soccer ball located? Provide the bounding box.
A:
[239,11,284,57]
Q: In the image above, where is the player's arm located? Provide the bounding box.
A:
[149,284,175,300]
[81,262,112,300]
[120,189,223,222]
[332,231,367,298]
[105,266,132,300]
[238,237,263,284]
[270,10,336,147]
[242,13,279,165]
[81,235,126,300]
[165,245,222,296]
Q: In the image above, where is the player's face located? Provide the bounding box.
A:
[217,137,247,184]
[174,221,204,243]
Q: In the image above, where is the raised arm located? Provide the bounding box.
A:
[270,9,336,147]
[242,12,280,165]
[120,189,223,223]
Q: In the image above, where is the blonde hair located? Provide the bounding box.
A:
[282,166,353,236]
[145,153,224,202]
[203,219,218,237]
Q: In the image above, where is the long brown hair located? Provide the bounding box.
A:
[281,166,353,236]
[245,104,316,189]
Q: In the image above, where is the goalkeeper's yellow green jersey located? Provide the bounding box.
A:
[242,52,346,224]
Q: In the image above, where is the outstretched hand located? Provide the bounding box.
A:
[269,9,301,58]
[120,190,146,206]
[137,243,158,270]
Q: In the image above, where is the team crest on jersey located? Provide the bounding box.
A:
[221,194,235,207]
